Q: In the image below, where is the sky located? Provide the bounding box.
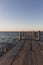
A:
[0,0,43,31]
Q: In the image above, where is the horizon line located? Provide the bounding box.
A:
[0,30,43,32]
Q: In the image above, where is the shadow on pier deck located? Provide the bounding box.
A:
[0,32,43,65]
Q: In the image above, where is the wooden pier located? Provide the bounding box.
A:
[0,32,43,65]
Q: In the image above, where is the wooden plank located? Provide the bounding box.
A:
[12,40,28,65]
[32,40,43,65]
[0,40,25,65]
[22,40,32,65]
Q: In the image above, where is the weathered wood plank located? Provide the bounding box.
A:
[32,40,43,65]
[0,40,25,65]
[12,40,28,65]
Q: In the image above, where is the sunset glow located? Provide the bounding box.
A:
[0,0,43,31]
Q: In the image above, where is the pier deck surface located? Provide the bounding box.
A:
[0,32,43,65]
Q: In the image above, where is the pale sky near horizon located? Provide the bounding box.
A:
[0,0,43,31]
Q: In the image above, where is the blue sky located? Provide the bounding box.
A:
[0,0,43,31]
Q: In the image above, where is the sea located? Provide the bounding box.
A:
[34,32,43,40]
[0,32,19,44]
[0,32,43,44]
[0,32,43,55]
[0,32,19,55]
